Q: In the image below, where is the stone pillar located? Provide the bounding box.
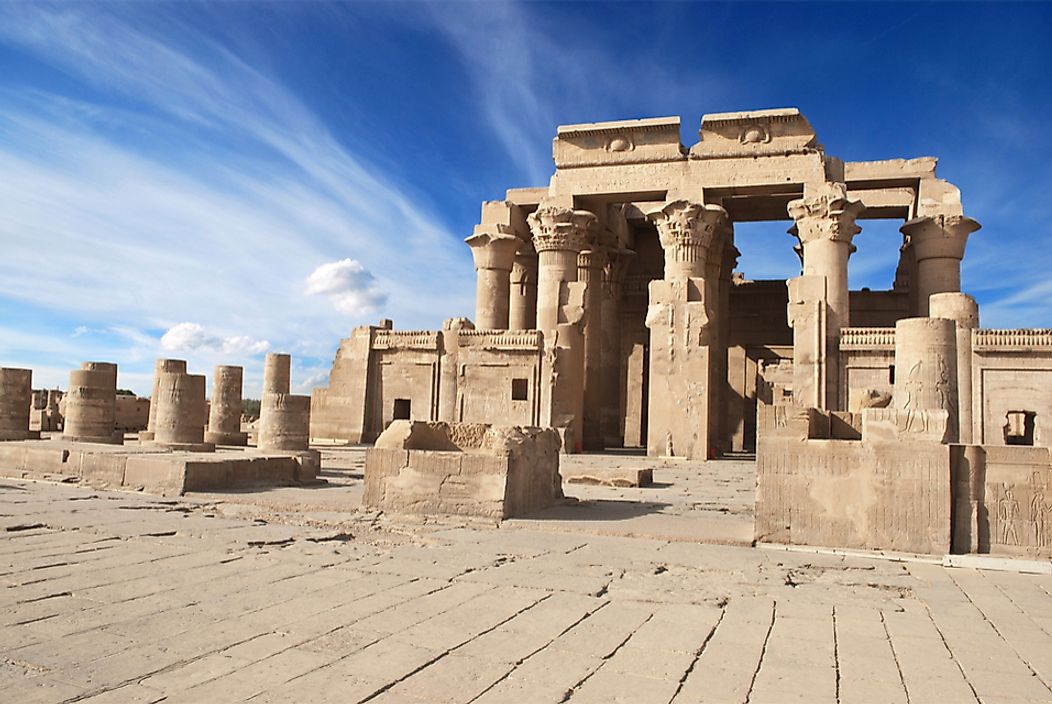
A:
[142,359,186,441]
[788,183,863,411]
[465,227,520,330]
[527,203,595,332]
[894,317,959,442]
[901,214,981,316]
[508,243,538,330]
[600,247,634,447]
[205,365,248,446]
[263,353,291,395]
[64,362,121,444]
[152,370,210,449]
[258,394,311,451]
[0,368,35,441]
[715,241,740,453]
[644,200,728,459]
[578,246,606,450]
[788,182,863,333]
[930,293,979,444]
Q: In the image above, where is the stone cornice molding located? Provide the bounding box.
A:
[788,182,863,245]
[900,214,981,262]
[646,200,729,268]
[527,204,597,254]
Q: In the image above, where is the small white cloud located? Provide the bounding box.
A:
[160,322,270,355]
[304,258,387,315]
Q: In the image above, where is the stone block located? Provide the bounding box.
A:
[363,421,563,520]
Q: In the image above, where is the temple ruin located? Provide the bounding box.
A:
[313,107,1052,557]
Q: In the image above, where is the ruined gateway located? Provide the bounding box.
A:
[311,108,1052,558]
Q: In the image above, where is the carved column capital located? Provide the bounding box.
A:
[788,182,863,245]
[900,214,981,262]
[527,204,597,254]
[646,200,729,277]
[465,226,521,272]
[577,248,607,283]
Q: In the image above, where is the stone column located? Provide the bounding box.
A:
[600,247,634,447]
[788,182,863,333]
[508,242,538,330]
[263,353,291,395]
[142,359,186,441]
[715,241,740,453]
[930,293,979,444]
[900,214,981,316]
[258,394,311,451]
[527,203,595,332]
[578,246,607,450]
[205,365,247,446]
[465,227,520,330]
[788,183,863,411]
[152,370,210,449]
[644,200,728,459]
[64,362,121,444]
[894,317,959,442]
[0,368,35,441]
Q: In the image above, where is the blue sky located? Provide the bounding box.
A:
[1,1,1050,395]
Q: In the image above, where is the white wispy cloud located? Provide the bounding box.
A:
[0,4,475,393]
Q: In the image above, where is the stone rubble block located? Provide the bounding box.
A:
[364,420,563,519]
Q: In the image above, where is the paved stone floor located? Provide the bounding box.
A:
[2,450,1052,703]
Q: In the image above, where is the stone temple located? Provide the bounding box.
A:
[5,108,1052,703]
[310,107,1052,557]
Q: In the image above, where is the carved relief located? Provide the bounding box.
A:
[739,124,771,144]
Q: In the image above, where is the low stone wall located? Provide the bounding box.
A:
[0,440,318,496]
[756,405,953,555]
[363,421,562,519]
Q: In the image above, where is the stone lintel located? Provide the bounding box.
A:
[553,116,684,169]
[692,107,817,159]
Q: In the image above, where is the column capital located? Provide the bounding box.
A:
[788,182,863,245]
[900,214,981,262]
[465,226,521,272]
[646,200,728,277]
[527,203,596,254]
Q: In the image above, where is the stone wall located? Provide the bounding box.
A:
[951,444,1052,558]
[755,405,952,555]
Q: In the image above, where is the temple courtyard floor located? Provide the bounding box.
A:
[2,449,1052,703]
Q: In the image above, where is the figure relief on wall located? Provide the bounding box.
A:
[901,361,927,433]
[1028,472,1052,548]
[997,484,1020,546]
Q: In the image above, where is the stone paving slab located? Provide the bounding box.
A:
[1,457,1052,703]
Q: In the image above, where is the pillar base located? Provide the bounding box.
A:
[204,431,248,447]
